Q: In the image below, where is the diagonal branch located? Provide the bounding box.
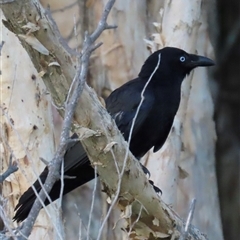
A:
[1,0,116,239]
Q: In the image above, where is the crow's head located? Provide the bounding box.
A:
[139,47,214,82]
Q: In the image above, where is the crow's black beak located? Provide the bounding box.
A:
[187,54,215,68]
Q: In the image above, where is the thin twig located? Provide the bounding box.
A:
[51,99,65,110]
[86,165,98,240]
[127,53,161,145]
[65,61,79,105]
[0,0,15,4]
[74,204,93,240]
[65,18,81,43]
[55,160,65,238]
[58,161,65,207]
[7,64,17,114]
[44,5,78,57]
[1,108,56,213]
[0,154,18,183]
[128,205,143,237]
[179,198,196,240]
[73,14,78,42]
[0,197,18,240]
[0,40,5,55]
[0,121,62,237]
[51,1,78,13]
[97,52,162,239]
[88,0,116,45]
[17,0,116,238]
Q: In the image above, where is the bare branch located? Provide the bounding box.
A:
[39,157,49,166]
[51,1,78,13]
[86,165,98,240]
[0,155,18,183]
[97,53,162,239]
[0,196,17,240]
[105,24,118,30]
[128,204,143,237]
[44,4,78,57]
[0,40,5,55]
[180,198,197,240]
[0,0,15,4]
[185,199,197,232]
[1,0,116,238]
[89,0,116,43]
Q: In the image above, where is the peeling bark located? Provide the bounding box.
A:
[0,9,56,239]
[142,2,223,239]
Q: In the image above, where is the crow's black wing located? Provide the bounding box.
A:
[63,134,89,173]
[13,135,94,222]
[106,78,155,141]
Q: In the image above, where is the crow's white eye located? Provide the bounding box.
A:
[180,56,186,62]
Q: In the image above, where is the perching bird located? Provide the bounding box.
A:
[13,47,214,222]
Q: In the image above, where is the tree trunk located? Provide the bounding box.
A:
[0,10,57,239]
[143,1,223,239]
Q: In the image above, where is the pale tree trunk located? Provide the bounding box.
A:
[0,10,57,239]
[142,2,223,240]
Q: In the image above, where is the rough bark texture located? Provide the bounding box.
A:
[0,9,56,239]
[142,2,223,240]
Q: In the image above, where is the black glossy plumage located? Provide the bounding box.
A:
[13,47,214,222]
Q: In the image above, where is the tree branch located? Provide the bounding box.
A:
[1,0,208,239]
[1,0,116,239]
[0,40,5,55]
[0,154,18,184]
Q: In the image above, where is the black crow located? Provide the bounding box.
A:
[13,47,214,222]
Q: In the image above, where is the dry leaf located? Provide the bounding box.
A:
[48,62,60,67]
[134,222,169,239]
[178,166,189,179]
[155,231,170,238]
[38,70,46,77]
[153,22,161,30]
[92,161,103,166]
[152,217,159,226]
[106,194,115,204]
[18,34,49,55]
[78,127,100,140]
[120,204,132,219]
[103,142,117,153]
[22,22,40,33]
